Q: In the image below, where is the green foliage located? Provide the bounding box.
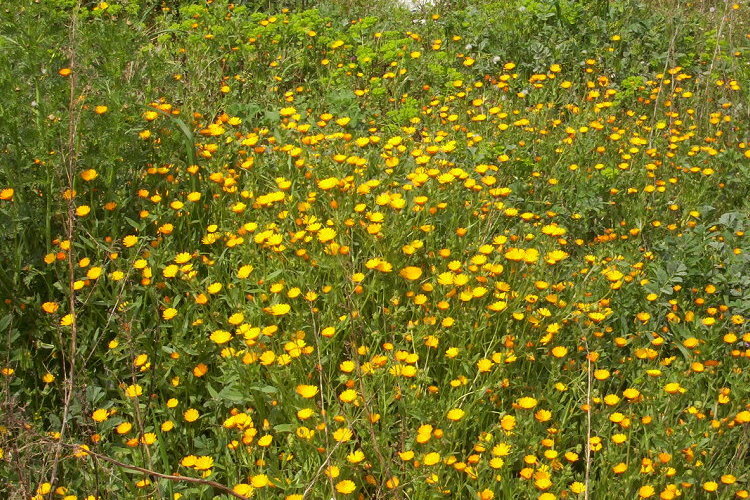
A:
[1,0,750,499]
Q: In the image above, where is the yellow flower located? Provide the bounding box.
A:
[73,444,90,457]
[594,369,610,380]
[80,169,98,181]
[623,388,640,400]
[160,264,178,280]
[534,409,552,422]
[446,408,465,421]
[423,452,441,465]
[116,422,132,434]
[335,480,356,494]
[478,489,494,500]
[317,177,339,190]
[318,227,337,243]
[92,409,109,422]
[237,264,254,278]
[125,384,142,398]
[162,308,177,320]
[258,434,273,447]
[550,346,568,358]
[296,385,319,398]
[702,482,718,492]
[266,303,291,316]
[399,266,423,281]
[183,408,199,422]
[477,358,494,372]
[664,383,685,394]
[194,455,214,470]
[339,389,358,403]
[492,443,511,456]
[516,397,538,409]
[86,267,102,280]
[280,107,297,117]
[210,330,233,344]
[333,428,353,442]
[251,474,270,488]
[122,235,138,248]
[638,485,655,498]
[721,474,736,485]
[233,484,254,496]
[487,301,507,312]
[141,433,157,445]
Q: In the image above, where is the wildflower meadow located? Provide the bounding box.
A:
[1,0,749,498]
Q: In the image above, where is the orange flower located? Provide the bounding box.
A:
[42,302,59,314]
[80,169,98,181]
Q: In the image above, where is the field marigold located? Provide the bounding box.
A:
[183,408,199,422]
[42,302,59,314]
[194,455,214,470]
[516,397,538,409]
[266,303,291,316]
[124,384,142,398]
[114,422,131,436]
[92,409,109,422]
[638,485,655,498]
[339,389,358,403]
[446,408,465,421]
[399,266,422,280]
[80,169,98,181]
[335,480,356,494]
[318,227,336,243]
[210,330,232,344]
[296,385,318,398]
[233,484,254,496]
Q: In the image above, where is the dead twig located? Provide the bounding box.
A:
[583,336,593,500]
[49,0,84,488]
[62,444,249,500]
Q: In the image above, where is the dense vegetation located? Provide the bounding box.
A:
[1,0,749,498]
